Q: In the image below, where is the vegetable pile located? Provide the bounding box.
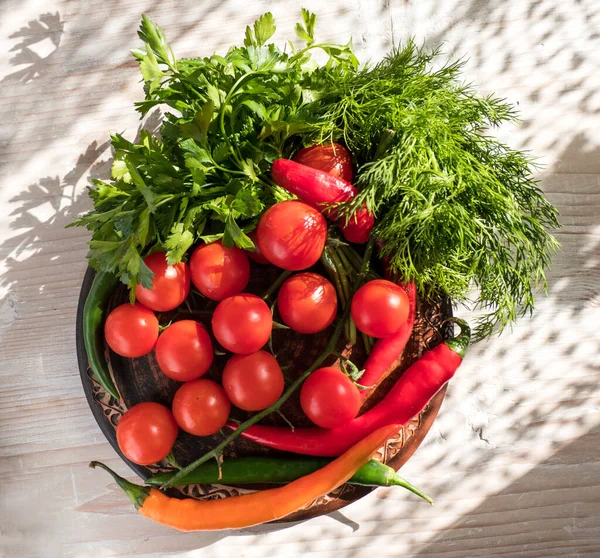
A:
[76,10,560,531]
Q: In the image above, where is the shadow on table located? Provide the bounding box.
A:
[0,0,242,179]
[0,110,161,344]
[2,11,64,83]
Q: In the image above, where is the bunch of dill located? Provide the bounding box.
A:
[310,43,560,339]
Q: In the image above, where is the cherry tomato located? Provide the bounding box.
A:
[351,279,410,338]
[277,272,338,334]
[154,320,214,381]
[222,351,284,411]
[189,241,250,301]
[300,367,361,428]
[246,230,270,264]
[211,294,272,354]
[116,402,178,465]
[104,302,159,358]
[172,379,230,436]
[256,200,327,270]
[294,142,353,183]
[134,252,190,312]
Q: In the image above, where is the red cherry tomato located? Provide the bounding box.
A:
[300,367,361,428]
[277,272,338,334]
[256,200,327,270]
[211,294,272,354]
[351,279,410,338]
[293,142,353,183]
[134,252,190,312]
[104,302,158,358]
[116,402,178,465]
[189,241,250,301]
[172,379,230,436]
[246,230,270,264]
[154,320,214,381]
[222,351,284,411]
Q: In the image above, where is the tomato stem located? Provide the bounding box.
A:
[158,322,172,333]
[160,237,376,489]
[333,351,364,382]
[164,451,181,470]
[277,410,296,431]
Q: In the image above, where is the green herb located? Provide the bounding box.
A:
[70,11,357,292]
[312,43,560,339]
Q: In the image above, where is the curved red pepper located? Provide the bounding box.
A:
[228,320,470,456]
[359,282,417,398]
[271,159,374,244]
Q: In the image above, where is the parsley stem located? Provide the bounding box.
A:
[290,42,351,63]
[329,248,354,342]
[329,249,350,302]
[262,269,292,301]
[210,161,246,176]
[336,247,356,280]
[218,71,266,170]
[321,248,345,302]
[154,194,180,209]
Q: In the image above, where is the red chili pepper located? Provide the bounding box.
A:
[228,320,470,456]
[271,158,374,244]
[358,282,417,398]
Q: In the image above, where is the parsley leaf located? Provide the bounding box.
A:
[295,8,316,45]
[244,12,276,47]
[164,223,195,264]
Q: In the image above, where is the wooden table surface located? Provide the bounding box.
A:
[1,1,599,556]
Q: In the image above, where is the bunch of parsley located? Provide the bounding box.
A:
[71,11,356,291]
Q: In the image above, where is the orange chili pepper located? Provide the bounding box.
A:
[90,423,399,531]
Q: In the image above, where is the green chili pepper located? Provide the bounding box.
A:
[83,272,121,400]
[146,456,433,504]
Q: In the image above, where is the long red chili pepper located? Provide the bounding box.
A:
[271,158,374,244]
[358,282,417,398]
[228,319,470,456]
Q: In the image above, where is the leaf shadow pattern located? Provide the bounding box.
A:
[0,110,163,314]
[2,11,65,83]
